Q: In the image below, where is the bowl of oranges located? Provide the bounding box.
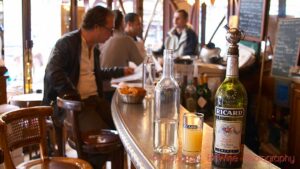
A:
[118,85,146,104]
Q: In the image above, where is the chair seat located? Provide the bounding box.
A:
[68,129,123,154]
[17,157,93,169]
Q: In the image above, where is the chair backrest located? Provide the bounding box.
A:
[56,97,85,158]
[0,106,52,168]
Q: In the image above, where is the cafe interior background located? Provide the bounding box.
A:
[0,0,300,168]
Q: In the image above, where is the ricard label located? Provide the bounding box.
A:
[215,107,244,117]
[214,107,244,154]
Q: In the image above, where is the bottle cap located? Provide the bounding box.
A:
[198,74,204,85]
[226,28,244,55]
[193,77,198,86]
[203,74,208,83]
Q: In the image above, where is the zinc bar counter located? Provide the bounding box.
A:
[111,92,279,169]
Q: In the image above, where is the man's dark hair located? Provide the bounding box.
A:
[81,5,113,30]
[113,10,123,29]
[176,9,188,20]
[125,13,139,24]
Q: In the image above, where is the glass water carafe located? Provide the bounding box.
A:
[143,44,156,99]
[153,49,180,155]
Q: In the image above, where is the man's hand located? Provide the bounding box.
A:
[123,67,134,76]
[59,90,81,101]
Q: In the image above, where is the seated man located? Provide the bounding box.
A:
[101,10,144,67]
[101,10,144,101]
[124,13,146,58]
[153,9,198,58]
[43,6,133,168]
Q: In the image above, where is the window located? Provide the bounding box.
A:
[143,0,163,50]
[270,0,300,17]
[286,0,300,17]
[3,0,23,95]
[4,0,62,96]
[202,1,228,56]
[112,0,134,13]
[31,0,61,91]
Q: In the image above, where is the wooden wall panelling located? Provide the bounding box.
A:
[289,82,300,168]
[189,0,199,36]
[0,76,7,104]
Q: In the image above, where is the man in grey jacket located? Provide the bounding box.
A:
[153,9,198,58]
[43,6,133,168]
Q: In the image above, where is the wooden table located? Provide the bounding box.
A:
[9,93,43,107]
[0,104,19,114]
[111,92,279,169]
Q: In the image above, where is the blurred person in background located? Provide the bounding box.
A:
[124,12,146,58]
[153,9,198,59]
[101,10,143,101]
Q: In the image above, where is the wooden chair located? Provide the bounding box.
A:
[57,97,124,169]
[9,95,56,159]
[0,106,93,169]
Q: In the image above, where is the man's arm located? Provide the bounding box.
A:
[183,29,199,55]
[44,39,79,98]
[152,44,165,57]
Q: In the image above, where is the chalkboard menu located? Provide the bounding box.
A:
[238,0,267,42]
[271,18,300,79]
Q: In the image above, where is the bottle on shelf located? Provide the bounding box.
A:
[180,75,188,107]
[196,73,212,118]
[153,49,180,155]
[193,77,198,88]
[212,27,247,168]
[203,74,212,117]
[184,78,197,112]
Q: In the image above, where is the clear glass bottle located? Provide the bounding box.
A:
[143,44,156,99]
[212,28,247,168]
[153,49,180,155]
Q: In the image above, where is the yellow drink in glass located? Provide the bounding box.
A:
[182,113,204,163]
[182,128,203,156]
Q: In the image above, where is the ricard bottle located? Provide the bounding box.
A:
[212,28,247,168]
[153,49,180,155]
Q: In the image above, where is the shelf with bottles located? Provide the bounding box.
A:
[180,74,214,120]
